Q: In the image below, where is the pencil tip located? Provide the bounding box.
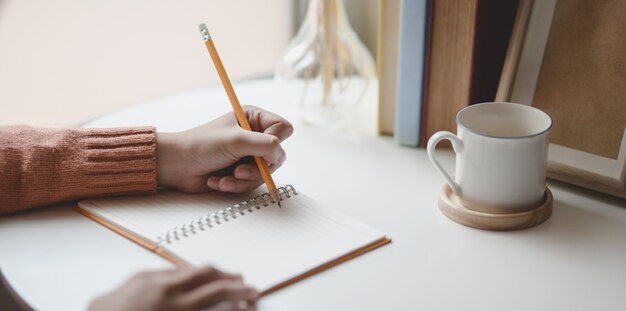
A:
[198,23,211,41]
[271,190,282,208]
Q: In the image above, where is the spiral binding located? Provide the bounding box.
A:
[156,185,297,245]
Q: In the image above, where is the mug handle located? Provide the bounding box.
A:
[427,131,464,195]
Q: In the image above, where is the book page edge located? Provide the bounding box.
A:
[74,205,158,252]
[259,236,392,297]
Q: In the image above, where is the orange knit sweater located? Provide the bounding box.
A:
[0,125,157,214]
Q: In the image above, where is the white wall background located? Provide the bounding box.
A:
[0,0,377,127]
[295,0,379,56]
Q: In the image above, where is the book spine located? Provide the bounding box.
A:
[394,0,429,146]
[419,0,435,148]
[377,0,401,135]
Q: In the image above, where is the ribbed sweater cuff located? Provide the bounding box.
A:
[77,127,157,197]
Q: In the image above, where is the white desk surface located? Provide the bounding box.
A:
[1,79,625,311]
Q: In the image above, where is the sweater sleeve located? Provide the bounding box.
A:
[0,125,157,214]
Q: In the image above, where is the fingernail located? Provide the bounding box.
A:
[278,152,286,164]
[238,168,251,179]
[221,179,235,191]
[249,288,259,299]
[207,177,219,189]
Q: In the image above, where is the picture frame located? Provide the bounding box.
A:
[496,0,626,199]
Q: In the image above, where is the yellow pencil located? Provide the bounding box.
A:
[198,24,282,207]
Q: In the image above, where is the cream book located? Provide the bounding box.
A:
[377,0,401,135]
[76,185,390,295]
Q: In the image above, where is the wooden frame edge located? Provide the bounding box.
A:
[495,0,534,102]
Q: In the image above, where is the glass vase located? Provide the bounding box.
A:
[275,0,376,128]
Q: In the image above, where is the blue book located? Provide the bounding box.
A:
[394,0,428,147]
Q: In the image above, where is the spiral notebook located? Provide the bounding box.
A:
[76,185,390,295]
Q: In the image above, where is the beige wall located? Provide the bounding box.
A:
[344,0,379,57]
[295,0,379,56]
[0,0,378,127]
[0,0,294,127]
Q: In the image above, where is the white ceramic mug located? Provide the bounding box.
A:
[427,102,552,214]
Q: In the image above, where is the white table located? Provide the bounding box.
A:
[1,79,626,311]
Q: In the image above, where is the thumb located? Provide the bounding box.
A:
[230,131,286,165]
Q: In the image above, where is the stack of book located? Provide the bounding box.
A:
[378,0,519,147]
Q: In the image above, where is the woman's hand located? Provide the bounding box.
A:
[156,105,293,193]
[89,266,258,311]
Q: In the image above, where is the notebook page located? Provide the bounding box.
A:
[161,192,387,290]
[78,188,268,244]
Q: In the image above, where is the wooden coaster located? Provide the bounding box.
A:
[437,183,553,231]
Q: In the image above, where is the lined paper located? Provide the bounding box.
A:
[78,188,387,291]
[79,188,267,243]
[163,193,385,290]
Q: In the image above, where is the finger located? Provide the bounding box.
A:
[178,178,212,194]
[216,164,282,185]
[235,162,281,180]
[218,176,264,193]
[213,163,282,192]
[262,162,281,174]
[243,105,294,142]
[180,280,258,310]
[229,131,286,165]
[207,176,220,190]
[233,163,261,181]
[165,266,240,291]
[219,271,244,281]
[205,300,257,311]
